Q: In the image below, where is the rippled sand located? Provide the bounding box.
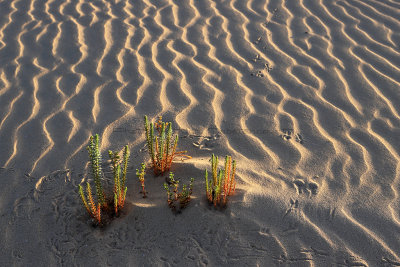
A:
[1,0,400,265]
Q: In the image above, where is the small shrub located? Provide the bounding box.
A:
[136,163,147,198]
[205,154,236,207]
[163,172,194,212]
[86,134,106,208]
[108,145,130,216]
[78,134,130,225]
[144,115,191,175]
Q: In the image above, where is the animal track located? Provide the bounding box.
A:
[281,129,293,140]
[250,70,264,77]
[252,54,261,62]
[263,8,279,27]
[308,181,318,195]
[281,129,304,144]
[293,178,319,196]
[283,198,299,220]
[264,63,273,72]
[295,133,303,144]
[189,134,219,150]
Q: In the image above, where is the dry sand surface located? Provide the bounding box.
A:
[1,0,400,265]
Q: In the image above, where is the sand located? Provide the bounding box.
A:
[0,0,400,265]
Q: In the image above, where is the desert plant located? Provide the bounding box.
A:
[180,178,194,207]
[205,154,236,207]
[164,172,194,212]
[109,145,130,215]
[136,162,147,198]
[79,134,130,224]
[87,134,106,208]
[144,115,191,175]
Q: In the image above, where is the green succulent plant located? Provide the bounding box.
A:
[136,162,147,198]
[144,116,191,175]
[78,134,130,224]
[205,154,236,207]
[163,172,194,212]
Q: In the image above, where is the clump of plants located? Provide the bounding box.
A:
[136,163,147,198]
[163,172,194,213]
[144,115,191,175]
[78,134,130,225]
[205,154,236,207]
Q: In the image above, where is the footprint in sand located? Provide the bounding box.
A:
[252,54,261,62]
[281,129,304,144]
[308,181,318,195]
[250,70,264,77]
[254,36,262,44]
[295,133,303,144]
[293,179,306,193]
[264,63,273,72]
[293,178,319,196]
[281,128,293,140]
[191,134,219,150]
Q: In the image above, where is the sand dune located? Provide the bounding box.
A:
[0,0,400,265]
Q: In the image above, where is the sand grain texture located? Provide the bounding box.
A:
[0,0,400,265]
